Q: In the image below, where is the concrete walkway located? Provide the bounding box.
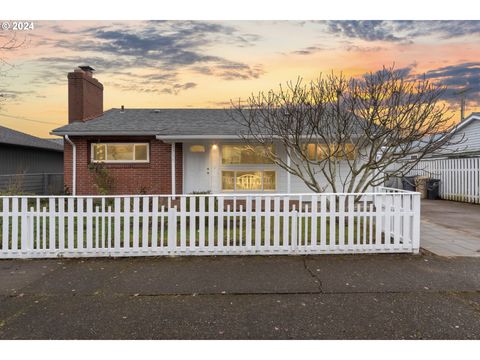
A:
[421,200,480,257]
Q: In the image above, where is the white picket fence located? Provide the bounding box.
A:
[0,187,420,259]
[408,157,480,204]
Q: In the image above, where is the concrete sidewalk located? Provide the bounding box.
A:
[1,254,480,339]
[421,200,480,257]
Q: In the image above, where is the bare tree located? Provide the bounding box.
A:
[0,33,26,108]
[229,66,462,194]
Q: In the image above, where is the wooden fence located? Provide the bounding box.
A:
[407,157,480,204]
[0,173,64,195]
[0,188,420,259]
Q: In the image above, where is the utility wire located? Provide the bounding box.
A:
[0,112,63,125]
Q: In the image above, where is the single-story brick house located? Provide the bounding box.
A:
[52,67,359,195]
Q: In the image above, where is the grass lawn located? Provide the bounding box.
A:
[1,212,379,250]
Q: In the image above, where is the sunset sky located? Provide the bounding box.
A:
[0,20,479,138]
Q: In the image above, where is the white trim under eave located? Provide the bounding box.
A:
[50,131,161,136]
[156,134,365,141]
[53,133,365,141]
[157,135,244,141]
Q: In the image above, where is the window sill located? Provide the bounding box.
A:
[90,163,151,169]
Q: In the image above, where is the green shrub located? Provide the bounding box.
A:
[88,162,114,195]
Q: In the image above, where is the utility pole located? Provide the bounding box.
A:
[455,87,472,121]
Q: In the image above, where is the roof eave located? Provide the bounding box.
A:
[50,130,161,136]
[50,132,362,140]
[156,134,363,141]
[156,135,243,140]
[50,132,246,139]
[0,141,63,152]
[450,114,480,133]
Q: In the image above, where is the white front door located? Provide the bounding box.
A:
[184,144,212,193]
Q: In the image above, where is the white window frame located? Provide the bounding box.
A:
[221,144,275,165]
[304,143,357,161]
[220,144,277,192]
[221,170,276,192]
[91,143,150,163]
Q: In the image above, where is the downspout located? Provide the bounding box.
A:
[171,142,176,196]
[64,135,76,196]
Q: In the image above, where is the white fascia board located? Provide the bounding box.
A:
[156,135,244,140]
[156,134,361,141]
[50,131,159,136]
[450,114,480,133]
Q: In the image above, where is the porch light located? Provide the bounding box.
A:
[212,144,218,150]
[190,145,205,153]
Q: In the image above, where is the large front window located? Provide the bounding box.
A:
[222,170,276,191]
[304,143,356,161]
[222,144,277,191]
[91,143,149,163]
[221,144,276,192]
[222,145,274,164]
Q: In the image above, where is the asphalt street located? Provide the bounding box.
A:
[1,254,479,339]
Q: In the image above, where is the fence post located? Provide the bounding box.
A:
[21,198,28,252]
[168,206,177,252]
[48,198,55,251]
[291,209,298,252]
[412,193,421,254]
[2,198,9,252]
[374,194,383,248]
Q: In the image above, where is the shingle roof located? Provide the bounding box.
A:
[0,125,64,152]
[43,138,64,146]
[51,108,245,138]
[51,107,370,139]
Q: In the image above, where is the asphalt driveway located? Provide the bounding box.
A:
[1,254,480,339]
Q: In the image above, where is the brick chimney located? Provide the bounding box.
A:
[68,66,103,123]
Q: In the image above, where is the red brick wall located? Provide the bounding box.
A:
[64,136,183,195]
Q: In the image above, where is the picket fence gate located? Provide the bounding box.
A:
[0,187,420,259]
[408,157,480,204]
